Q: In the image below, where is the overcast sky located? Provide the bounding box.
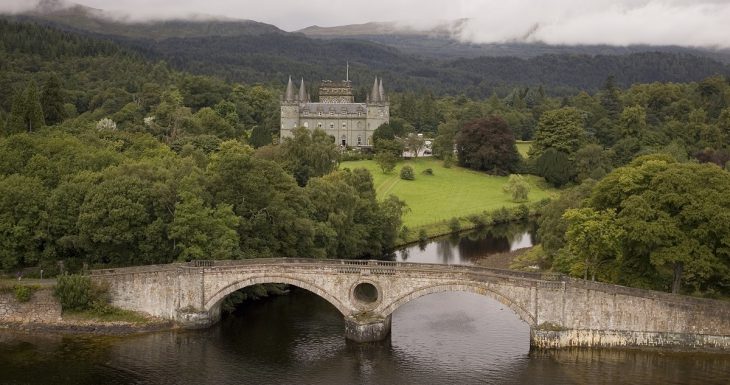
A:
[3,0,730,47]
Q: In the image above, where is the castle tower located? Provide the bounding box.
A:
[366,77,389,134]
[280,76,300,137]
[280,74,389,146]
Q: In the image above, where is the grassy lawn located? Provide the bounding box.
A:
[516,141,532,158]
[341,157,555,228]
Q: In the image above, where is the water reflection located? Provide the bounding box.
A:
[1,288,729,385]
[397,222,537,265]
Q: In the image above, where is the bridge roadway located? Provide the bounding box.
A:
[91,258,730,351]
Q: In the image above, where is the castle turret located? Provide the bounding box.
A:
[379,78,386,103]
[369,77,380,103]
[298,78,308,102]
[284,76,296,102]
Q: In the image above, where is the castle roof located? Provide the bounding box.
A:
[284,76,296,102]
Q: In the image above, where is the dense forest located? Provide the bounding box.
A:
[7,12,730,97]
[0,19,728,297]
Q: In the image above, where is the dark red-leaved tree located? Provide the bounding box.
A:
[455,116,521,175]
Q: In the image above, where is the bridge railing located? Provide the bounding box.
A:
[178,258,565,282]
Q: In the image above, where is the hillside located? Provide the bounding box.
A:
[298,20,730,63]
[18,0,284,40]
[4,4,730,97]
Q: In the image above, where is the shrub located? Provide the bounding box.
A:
[400,165,415,180]
[443,155,453,168]
[399,226,410,240]
[54,274,108,311]
[421,168,434,176]
[375,151,398,174]
[418,228,428,242]
[448,217,461,233]
[14,285,36,302]
[502,174,531,202]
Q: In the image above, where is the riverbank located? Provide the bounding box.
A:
[0,286,175,336]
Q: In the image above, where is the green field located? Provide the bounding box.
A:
[515,141,533,158]
[341,158,555,228]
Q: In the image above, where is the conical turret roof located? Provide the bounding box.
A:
[379,78,385,102]
[370,77,380,103]
[285,76,295,101]
[298,78,307,102]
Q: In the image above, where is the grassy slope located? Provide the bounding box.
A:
[515,141,532,158]
[342,157,555,228]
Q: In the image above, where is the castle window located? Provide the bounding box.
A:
[318,111,322,116]
[357,121,362,128]
[318,122,322,128]
[330,111,334,116]
[303,122,309,128]
[342,123,347,129]
[330,123,334,129]
[357,135,362,145]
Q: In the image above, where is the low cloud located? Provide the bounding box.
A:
[2,0,729,48]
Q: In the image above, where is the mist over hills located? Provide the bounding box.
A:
[298,20,730,63]
[4,1,730,96]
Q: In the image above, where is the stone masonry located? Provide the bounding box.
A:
[90,259,730,351]
[0,288,62,324]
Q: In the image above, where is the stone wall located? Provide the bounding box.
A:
[0,288,61,324]
[92,259,730,351]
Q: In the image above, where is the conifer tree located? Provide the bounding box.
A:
[6,90,26,134]
[24,81,45,132]
[41,73,66,125]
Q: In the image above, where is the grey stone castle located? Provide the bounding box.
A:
[280,76,389,147]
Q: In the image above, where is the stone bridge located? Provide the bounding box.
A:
[90,259,730,351]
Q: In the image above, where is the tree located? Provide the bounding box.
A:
[374,151,397,174]
[23,82,45,132]
[619,105,648,141]
[0,175,48,269]
[502,174,530,202]
[599,75,622,119]
[433,120,458,159]
[455,116,520,174]
[536,180,595,265]
[535,148,576,187]
[96,118,117,131]
[249,125,272,148]
[280,127,339,186]
[574,144,613,182]
[588,156,730,294]
[530,107,587,158]
[404,133,426,158]
[195,107,235,138]
[7,82,45,133]
[561,208,624,281]
[41,73,66,125]
[170,192,240,261]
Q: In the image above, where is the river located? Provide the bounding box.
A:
[1,224,729,384]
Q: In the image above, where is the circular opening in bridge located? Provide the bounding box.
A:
[353,282,379,304]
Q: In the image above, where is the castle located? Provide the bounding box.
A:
[280,75,389,147]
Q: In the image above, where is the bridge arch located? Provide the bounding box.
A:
[381,282,536,327]
[204,275,349,316]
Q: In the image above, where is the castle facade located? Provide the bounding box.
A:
[280,76,389,147]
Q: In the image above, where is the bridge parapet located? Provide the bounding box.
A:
[90,258,730,352]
